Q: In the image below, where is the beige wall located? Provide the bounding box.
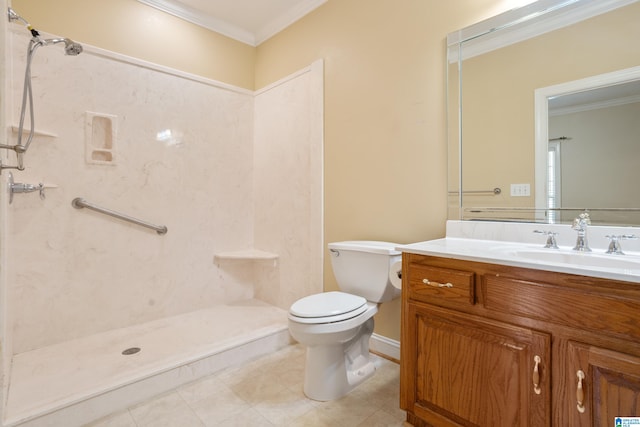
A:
[7,0,513,341]
[255,0,513,340]
[551,102,640,209]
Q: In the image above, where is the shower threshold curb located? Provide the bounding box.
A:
[4,320,292,427]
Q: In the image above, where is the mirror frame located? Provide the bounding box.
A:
[448,0,640,223]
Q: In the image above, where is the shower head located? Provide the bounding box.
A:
[41,38,83,56]
[66,40,83,56]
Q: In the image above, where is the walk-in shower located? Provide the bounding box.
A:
[0,7,83,173]
[0,7,323,422]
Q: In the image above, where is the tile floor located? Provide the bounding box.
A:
[86,344,408,427]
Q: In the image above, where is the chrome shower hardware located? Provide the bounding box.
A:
[1,8,83,173]
[7,172,45,204]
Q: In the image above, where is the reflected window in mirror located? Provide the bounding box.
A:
[547,141,560,223]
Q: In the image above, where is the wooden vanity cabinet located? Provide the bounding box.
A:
[400,253,640,427]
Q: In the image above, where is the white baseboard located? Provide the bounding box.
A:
[369,333,400,361]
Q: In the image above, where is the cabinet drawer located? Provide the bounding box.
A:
[407,264,475,306]
[482,275,640,341]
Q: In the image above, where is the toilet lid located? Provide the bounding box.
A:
[289,291,367,318]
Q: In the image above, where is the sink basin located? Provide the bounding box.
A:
[508,249,640,271]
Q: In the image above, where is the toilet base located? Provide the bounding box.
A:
[302,317,375,401]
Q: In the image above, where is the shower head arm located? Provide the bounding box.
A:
[35,37,83,55]
[7,7,40,38]
[8,8,27,26]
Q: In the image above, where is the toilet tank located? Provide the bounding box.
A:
[328,241,402,303]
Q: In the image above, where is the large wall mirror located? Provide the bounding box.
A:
[448,0,640,226]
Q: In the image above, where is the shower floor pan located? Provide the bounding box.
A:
[4,299,292,427]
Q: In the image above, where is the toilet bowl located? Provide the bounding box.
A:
[288,241,402,401]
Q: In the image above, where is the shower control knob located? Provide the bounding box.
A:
[7,173,47,204]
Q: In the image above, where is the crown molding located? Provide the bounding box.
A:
[255,0,326,45]
[137,0,326,46]
[550,94,640,116]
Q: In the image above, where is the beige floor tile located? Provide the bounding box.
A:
[129,392,205,427]
[356,408,408,427]
[178,375,233,404]
[93,344,406,427]
[311,393,379,426]
[227,371,290,405]
[213,408,275,426]
[83,410,137,427]
[286,405,341,427]
[252,386,316,425]
[184,388,251,426]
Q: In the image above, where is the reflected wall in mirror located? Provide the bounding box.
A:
[535,67,640,224]
[448,0,640,225]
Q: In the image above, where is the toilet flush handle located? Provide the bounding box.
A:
[330,249,340,257]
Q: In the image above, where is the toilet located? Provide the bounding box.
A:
[288,241,402,401]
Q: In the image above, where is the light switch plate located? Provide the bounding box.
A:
[510,183,530,197]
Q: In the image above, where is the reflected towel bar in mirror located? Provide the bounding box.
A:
[448,187,502,195]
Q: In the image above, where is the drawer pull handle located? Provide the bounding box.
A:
[576,370,586,413]
[422,278,453,288]
[532,355,542,394]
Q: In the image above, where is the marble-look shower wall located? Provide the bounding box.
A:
[6,29,257,354]
[253,62,324,310]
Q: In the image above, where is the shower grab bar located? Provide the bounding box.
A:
[71,197,168,235]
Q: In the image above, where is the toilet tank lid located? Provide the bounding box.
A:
[328,241,401,255]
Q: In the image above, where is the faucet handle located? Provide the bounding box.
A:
[572,212,591,230]
[605,234,638,255]
[38,183,45,200]
[533,230,559,249]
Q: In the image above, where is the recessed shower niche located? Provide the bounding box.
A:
[85,111,117,165]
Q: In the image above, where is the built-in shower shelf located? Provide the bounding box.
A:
[11,126,57,138]
[214,249,279,262]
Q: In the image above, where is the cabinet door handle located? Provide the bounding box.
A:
[422,278,453,288]
[532,355,542,394]
[576,370,586,413]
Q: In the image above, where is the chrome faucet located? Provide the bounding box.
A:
[572,212,591,252]
[605,234,638,255]
[533,230,559,249]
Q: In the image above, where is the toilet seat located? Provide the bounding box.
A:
[289,291,367,324]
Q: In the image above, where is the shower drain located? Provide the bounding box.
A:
[121,347,141,355]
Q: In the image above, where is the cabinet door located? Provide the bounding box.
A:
[402,303,551,427]
[567,341,640,427]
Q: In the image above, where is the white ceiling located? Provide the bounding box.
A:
[136,0,327,46]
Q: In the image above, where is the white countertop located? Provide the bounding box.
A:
[397,221,640,284]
